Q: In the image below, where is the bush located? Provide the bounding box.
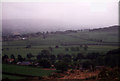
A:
[98,68,120,81]
[38,59,51,68]
[55,61,69,72]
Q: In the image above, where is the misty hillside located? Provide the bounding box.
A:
[2,19,119,36]
[89,25,119,32]
[2,19,69,35]
[2,24,119,46]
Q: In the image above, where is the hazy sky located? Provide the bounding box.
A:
[2,0,119,30]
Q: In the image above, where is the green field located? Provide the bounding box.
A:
[3,30,119,46]
[2,30,119,58]
[2,64,55,79]
[2,74,26,79]
[2,29,119,79]
[2,45,118,58]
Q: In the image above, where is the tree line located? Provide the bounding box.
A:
[2,48,120,72]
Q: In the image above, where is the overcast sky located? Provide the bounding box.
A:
[2,0,119,31]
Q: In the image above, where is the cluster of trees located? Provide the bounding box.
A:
[2,54,25,63]
[57,48,119,71]
[65,45,88,52]
[2,48,120,72]
[37,48,119,72]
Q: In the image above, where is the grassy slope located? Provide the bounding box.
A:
[3,30,119,46]
[2,27,119,80]
[3,64,55,77]
[3,34,96,46]
[68,31,119,43]
[2,30,119,57]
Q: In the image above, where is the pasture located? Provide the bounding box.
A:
[2,45,119,58]
[2,30,119,58]
[2,27,119,80]
[2,30,119,46]
[2,64,56,79]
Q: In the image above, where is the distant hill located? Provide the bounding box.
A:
[89,25,119,32]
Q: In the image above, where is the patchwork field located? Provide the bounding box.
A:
[2,30,119,58]
[2,27,119,80]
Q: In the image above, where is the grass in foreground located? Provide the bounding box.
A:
[2,74,26,79]
[3,64,56,77]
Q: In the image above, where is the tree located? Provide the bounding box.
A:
[36,54,42,60]
[57,54,63,60]
[42,32,46,39]
[105,54,120,67]
[55,60,69,72]
[26,45,31,48]
[2,55,8,62]
[11,54,15,59]
[86,52,100,60]
[96,56,104,66]
[46,31,49,34]
[76,53,84,60]
[50,55,56,61]
[38,59,51,68]
[55,45,59,48]
[41,49,50,59]
[63,54,72,64]
[4,55,8,59]
[26,53,34,60]
[82,60,95,70]
[105,48,120,67]
[50,55,56,64]
[63,54,72,59]
[6,48,9,50]
[43,35,46,39]
[62,57,71,64]
[17,55,23,62]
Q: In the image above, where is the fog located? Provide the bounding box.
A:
[2,0,119,32]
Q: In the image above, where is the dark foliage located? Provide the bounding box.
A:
[26,53,34,59]
[55,60,69,72]
[98,68,120,81]
[38,59,51,68]
[17,55,24,62]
